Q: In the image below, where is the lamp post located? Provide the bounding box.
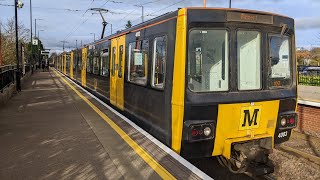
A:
[38,29,44,66]
[34,18,43,38]
[29,0,33,68]
[90,33,95,41]
[15,0,24,91]
[60,41,68,51]
[38,29,44,39]
[0,22,2,66]
[134,5,144,23]
[229,0,232,8]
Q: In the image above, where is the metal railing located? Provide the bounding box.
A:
[0,64,33,92]
[298,66,320,86]
[25,64,31,74]
[0,65,16,93]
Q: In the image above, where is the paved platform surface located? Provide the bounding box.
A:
[298,85,320,102]
[0,70,208,180]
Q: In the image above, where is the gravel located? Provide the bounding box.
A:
[282,131,320,157]
[269,148,320,180]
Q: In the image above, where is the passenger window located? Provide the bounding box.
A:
[87,52,93,73]
[79,53,82,70]
[112,47,116,76]
[151,36,167,89]
[100,48,110,77]
[73,54,76,69]
[128,40,149,85]
[118,45,123,78]
[237,30,261,90]
[66,54,70,71]
[93,51,100,75]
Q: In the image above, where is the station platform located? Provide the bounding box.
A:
[298,85,320,102]
[0,69,211,180]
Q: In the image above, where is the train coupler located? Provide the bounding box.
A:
[218,138,274,175]
[233,138,274,176]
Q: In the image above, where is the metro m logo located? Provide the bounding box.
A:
[239,106,261,130]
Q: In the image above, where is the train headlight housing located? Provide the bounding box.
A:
[278,112,297,130]
[186,121,215,142]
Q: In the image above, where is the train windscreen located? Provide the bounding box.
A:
[187,29,229,92]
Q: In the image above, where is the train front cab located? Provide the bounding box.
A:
[173,8,297,176]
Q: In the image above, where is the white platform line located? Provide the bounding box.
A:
[55,70,213,180]
[298,99,320,108]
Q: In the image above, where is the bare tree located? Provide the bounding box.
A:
[1,17,30,65]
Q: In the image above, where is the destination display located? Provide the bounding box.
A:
[227,11,273,24]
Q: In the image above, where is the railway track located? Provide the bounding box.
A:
[245,172,276,180]
[189,157,277,180]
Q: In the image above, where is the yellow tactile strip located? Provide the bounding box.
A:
[53,70,176,180]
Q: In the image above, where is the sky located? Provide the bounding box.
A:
[0,0,320,53]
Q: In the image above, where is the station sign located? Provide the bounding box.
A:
[41,51,50,55]
[32,39,38,45]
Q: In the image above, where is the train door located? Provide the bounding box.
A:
[110,35,126,110]
[63,54,67,74]
[70,51,74,79]
[81,47,87,87]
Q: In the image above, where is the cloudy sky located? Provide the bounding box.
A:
[1,0,319,53]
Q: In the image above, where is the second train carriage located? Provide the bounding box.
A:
[55,7,298,176]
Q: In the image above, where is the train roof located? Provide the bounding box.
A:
[186,7,290,18]
[83,7,293,47]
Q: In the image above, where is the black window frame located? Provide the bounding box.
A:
[127,39,149,86]
[187,27,231,93]
[111,46,116,76]
[151,35,168,90]
[267,33,293,89]
[100,48,110,77]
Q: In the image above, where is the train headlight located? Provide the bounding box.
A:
[280,118,286,126]
[203,127,211,136]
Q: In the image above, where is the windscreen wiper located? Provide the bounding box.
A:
[277,23,288,48]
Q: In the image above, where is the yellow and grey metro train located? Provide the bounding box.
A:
[55,7,298,176]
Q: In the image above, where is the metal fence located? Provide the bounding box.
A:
[0,65,16,93]
[0,64,33,92]
[298,67,320,86]
[25,64,31,74]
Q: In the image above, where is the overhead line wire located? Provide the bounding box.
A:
[0,3,83,11]
[111,0,163,32]
[147,0,185,16]
[63,0,96,42]
[62,0,116,44]
[112,0,185,33]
